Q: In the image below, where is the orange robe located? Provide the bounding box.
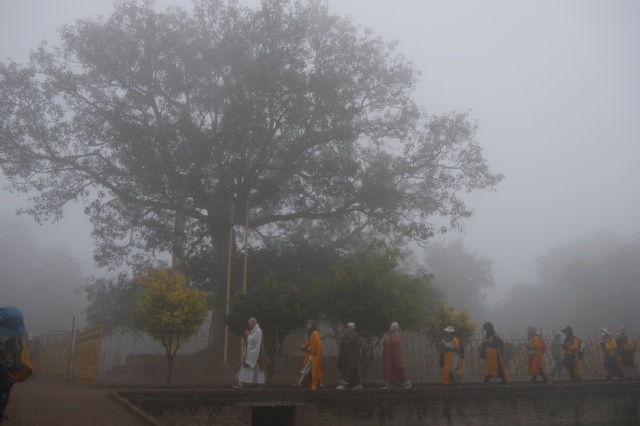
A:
[527,335,545,375]
[619,336,636,367]
[299,329,324,390]
[442,336,463,385]
[563,336,581,378]
[484,335,510,383]
[601,336,623,377]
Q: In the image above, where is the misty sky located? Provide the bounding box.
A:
[1,0,639,303]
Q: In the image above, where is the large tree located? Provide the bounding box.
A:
[0,0,503,360]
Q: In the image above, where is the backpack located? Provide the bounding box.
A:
[538,336,547,354]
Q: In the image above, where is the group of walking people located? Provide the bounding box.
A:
[232,318,636,390]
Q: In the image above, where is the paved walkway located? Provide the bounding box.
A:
[5,378,149,426]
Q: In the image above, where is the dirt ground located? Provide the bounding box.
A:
[4,378,150,426]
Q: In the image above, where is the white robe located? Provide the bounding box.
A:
[236,324,265,384]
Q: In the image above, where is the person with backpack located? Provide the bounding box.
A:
[560,326,583,384]
[0,307,33,425]
[616,327,636,383]
[599,327,624,382]
[481,322,510,386]
[521,326,550,384]
[440,326,462,386]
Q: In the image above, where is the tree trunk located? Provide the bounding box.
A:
[171,176,187,272]
[166,348,174,386]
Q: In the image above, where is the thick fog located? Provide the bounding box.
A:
[1,0,639,334]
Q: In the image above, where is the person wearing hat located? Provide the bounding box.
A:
[615,327,636,383]
[0,306,33,424]
[560,326,582,384]
[336,322,361,390]
[440,326,462,386]
[381,322,411,389]
[293,320,324,390]
[521,326,550,384]
[480,322,510,386]
[599,327,624,382]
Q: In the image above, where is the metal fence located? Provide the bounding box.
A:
[37,325,640,386]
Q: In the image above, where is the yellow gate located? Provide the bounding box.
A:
[40,331,73,381]
[72,322,103,385]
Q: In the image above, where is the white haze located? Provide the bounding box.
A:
[1,0,639,316]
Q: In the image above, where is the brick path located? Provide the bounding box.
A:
[4,378,149,426]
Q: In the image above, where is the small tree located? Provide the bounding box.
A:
[227,275,309,384]
[319,241,440,383]
[133,269,208,385]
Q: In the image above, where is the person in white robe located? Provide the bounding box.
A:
[233,317,265,388]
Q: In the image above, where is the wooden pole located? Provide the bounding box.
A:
[223,201,235,363]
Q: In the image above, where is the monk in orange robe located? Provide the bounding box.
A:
[522,326,550,384]
[440,325,462,386]
[481,322,510,386]
[560,326,582,384]
[599,327,624,381]
[616,327,636,383]
[382,322,411,389]
[293,319,324,390]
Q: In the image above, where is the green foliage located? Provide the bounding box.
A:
[0,0,503,272]
[81,272,138,333]
[320,241,438,334]
[228,275,309,383]
[133,269,209,385]
[227,275,308,331]
[316,240,439,383]
[425,300,476,346]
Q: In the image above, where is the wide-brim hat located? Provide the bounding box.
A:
[0,306,26,337]
[443,326,455,333]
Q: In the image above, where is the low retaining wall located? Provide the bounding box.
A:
[117,382,639,426]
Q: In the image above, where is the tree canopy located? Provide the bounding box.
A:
[318,241,439,335]
[81,272,139,333]
[0,0,503,359]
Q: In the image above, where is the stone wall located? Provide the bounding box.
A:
[118,382,640,426]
